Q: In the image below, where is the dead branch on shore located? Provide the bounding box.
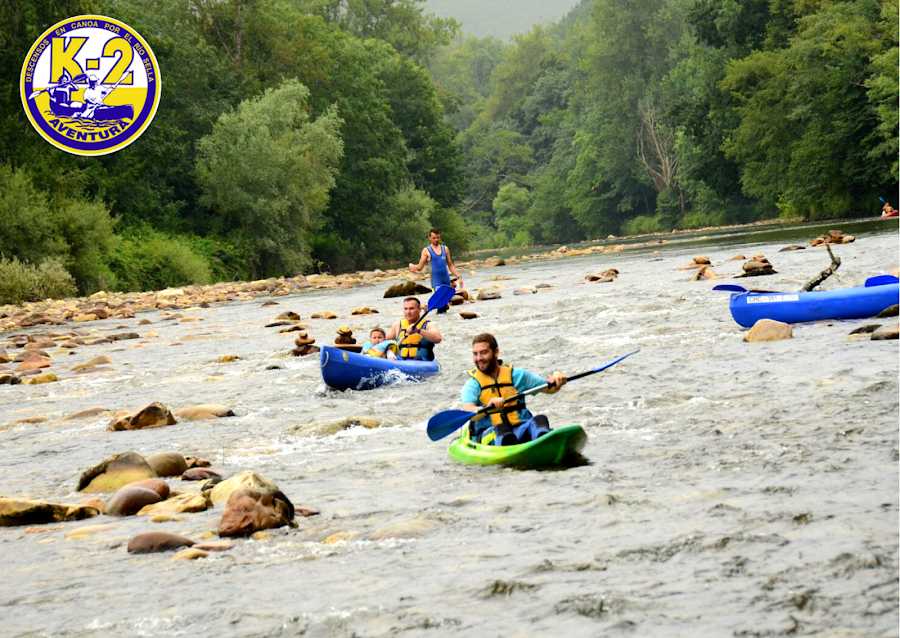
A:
[800,244,841,292]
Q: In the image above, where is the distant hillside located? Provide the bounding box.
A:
[424,0,583,40]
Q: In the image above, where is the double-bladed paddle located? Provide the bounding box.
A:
[426,349,640,442]
[864,274,899,287]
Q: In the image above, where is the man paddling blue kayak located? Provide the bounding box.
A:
[460,333,567,446]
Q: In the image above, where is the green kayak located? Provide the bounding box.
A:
[447,425,587,469]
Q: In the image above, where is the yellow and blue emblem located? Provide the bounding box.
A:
[20,15,160,156]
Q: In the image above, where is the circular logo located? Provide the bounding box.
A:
[20,15,161,156]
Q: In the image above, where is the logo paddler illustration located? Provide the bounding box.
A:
[20,15,160,156]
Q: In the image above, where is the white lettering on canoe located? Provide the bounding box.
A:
[747,294,800,304]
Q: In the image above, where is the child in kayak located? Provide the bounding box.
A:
[460,333,566,446]
[362,327,397,359]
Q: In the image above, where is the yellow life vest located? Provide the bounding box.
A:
[398,317,433,360]
[467,363,524,427]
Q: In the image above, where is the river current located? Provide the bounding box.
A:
[1,219,897,637]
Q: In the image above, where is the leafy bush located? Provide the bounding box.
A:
[105,229,213,292]
[676,210,727,229]
[0,257,77,304]
[620,215,664,236]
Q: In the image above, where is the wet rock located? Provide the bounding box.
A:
[126,478,170,499]
[323,531,361,544]
[691,266,719,281]
[477,291,502,301]
[209,470,280,505]
[174,405,235,422]
[193,540,233,552]
[291,345,319,356]
[217,355,241,363]
[146,451,189,477]
[22,373,58,385]
[62,407,112,421]
[0,373,21,385]
[138,319,153,325]
[484,257,506,267]
[182,468,222,481]
[351,307,378,315]
[65,523,118,539]
[0,348,9,364]
[311,311,338,319]
[16,357,50,372]
[107,402,177,431]
[108,332,139,341]
[368,520,432,540]
[138,492,211,516]
[106,486,163,516]
[74,314,99,323]
[779,245,806,251]
[460,312,478,320]
[172,547,209,561]
[744,319,793,342]
[693,256,711,265]
[514,287,537,295]
[871,324,899,340]
[286,416,385,437]
[275,311,301,322]
[72,355,114,372]
[77,451,158,493]
[449,295,464,306]
[218,489,297,537]
[127,531,194,554]
[876,304,898,318]
[383,280,432,298]
[184,455,211,469]
[849,324,881,335]
[0,498,99,526]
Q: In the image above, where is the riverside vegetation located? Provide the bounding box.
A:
[1,0,896,302]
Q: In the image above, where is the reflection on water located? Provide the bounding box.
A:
[0,219,896,636]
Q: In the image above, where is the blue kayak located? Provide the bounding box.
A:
[716,277,899,328]
[319,345,440,391]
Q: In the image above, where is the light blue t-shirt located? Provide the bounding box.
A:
[461,366,546,425]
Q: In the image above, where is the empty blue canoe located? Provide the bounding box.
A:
[319,345,440,391]
[715,276,899,328]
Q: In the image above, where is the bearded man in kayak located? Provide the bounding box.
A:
[386,297,442,361]
[461,333,566,446]
[408,228,464,312]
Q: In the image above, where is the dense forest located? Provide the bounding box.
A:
[1,0,897,302]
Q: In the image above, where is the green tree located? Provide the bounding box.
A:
[197,79,343,277]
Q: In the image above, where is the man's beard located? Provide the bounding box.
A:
[476,355,496,373]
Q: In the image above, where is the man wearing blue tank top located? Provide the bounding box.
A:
[409,228,464,294]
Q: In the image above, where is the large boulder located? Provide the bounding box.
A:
[383,280,432,298]
[107,402,177,431]
[145,452,189,477]
[209,470,279,505]
[744,319,793,342]
[77,451,158,493]
[105,486,163,516]
[127,531,194,554]
[871,324,899,340]
[217,489,296,538]
[138,492,212,516]
[0,498,99,527]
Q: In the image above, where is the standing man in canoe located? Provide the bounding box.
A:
[386,297,442,361]
[409,228,464,311]
[461,333,566,446]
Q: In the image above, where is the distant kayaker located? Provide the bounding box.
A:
[386,297,442,360]
[882,202,896,218]
[362,327,397,359]
[408,229,464,309]
[461,333,566,446]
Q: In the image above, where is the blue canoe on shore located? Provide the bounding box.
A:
[319,345,440,391]
[715,275,899,328]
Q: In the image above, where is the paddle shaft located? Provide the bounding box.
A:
[467,350,639,423]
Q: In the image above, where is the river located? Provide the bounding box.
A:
[1,218,897,637]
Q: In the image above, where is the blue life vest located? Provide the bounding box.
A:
[427,244,452,289]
